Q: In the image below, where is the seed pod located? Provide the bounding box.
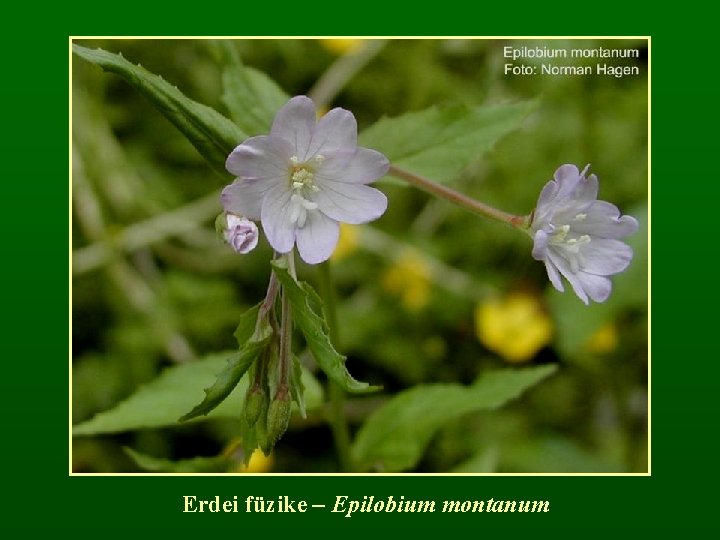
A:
[266,391,292,447]
[243,385,267,427]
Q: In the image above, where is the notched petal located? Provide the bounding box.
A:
[270,96,317,158]
[318,148,390,185]
[295,211,340,264]
[304,107,358,160]
[225,135,293,179]
[581,239,634,275]
[260,185,296,253]
[314,182,388,225]
[221,179,275,221]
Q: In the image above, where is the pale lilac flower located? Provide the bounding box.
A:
[531,164,638,304]
[221,96,389,264]
[223,214,259,254]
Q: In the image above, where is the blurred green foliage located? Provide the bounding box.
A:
[72,38,647,473]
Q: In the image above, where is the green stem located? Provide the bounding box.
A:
[318,262,355,472]
[388,164,531,229]
[277,253,294,394]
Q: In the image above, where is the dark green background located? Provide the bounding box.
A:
[4,0,710,532]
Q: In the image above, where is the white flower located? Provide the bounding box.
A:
[221,96,389,264]
[531,164,639,304]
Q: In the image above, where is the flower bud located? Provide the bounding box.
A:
[243,385,266,427]
[265,391,292,446]
[221,213,259,254]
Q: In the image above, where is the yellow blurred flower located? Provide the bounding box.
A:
[319,39,365,55]
[382,251,432,312]
[586,322,618,354]
[475,292,553,363]
[235,450,273,474]
[330,223,360,261]
[223,439,274,473]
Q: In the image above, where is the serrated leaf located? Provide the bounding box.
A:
[271,260,377,394]
[216,41,289,135]
[72,352,323,435]
[124,447,231,473]
[233,302,262,346]
[359,101,536,184]
[351,364,557,472]
[72,44,246,175]
[180,320,273,421]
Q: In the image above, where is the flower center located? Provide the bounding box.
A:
[549,224,591,272]
[288,155,324,228]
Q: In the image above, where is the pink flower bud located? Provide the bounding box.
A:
[224,214,259,254]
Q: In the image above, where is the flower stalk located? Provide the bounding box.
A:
[387,164,530,229]
[277,253,295,395]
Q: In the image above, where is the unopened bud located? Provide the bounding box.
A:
[220,213,259,254]
[266,391,292,446]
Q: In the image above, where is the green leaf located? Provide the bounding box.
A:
[180,310,273,422]
[547,204,648,357]
[124,447,231,473]
[359,101,536,184]
[72,351,323,436]
[351,365,557,472]
[233,302,262,346]
[72,44,246,175]
[290,356,307,418]
[271,260,378,394]
[216,41,289,135]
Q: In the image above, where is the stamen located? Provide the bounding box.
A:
[574,213,587,221]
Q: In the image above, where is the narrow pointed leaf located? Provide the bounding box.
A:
[72,351,323,435]
[360,100,537,184]
[271,260,378,393]
[180,321,273,422]
[351,365,557,472]
[72,44,246,175]
[233,302,262,346]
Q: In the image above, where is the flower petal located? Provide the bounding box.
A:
[554,164,582,198]
[544,259,564,292]
[535,179,559,220]
[225,136,293,179]
[580,239,633,275]
[532,229,550,260]
[222,178,277,220]
[270,96,317,158]
[547,249,589,304]
[295,211,340,264]
[260,184,296,253]
[224,215,259,254]
[317,148,390,184]
[570,201,639,238]
[304,107,357,160]
[574,173,598,202]
[575,272,612,303]
[314,181,387,224]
